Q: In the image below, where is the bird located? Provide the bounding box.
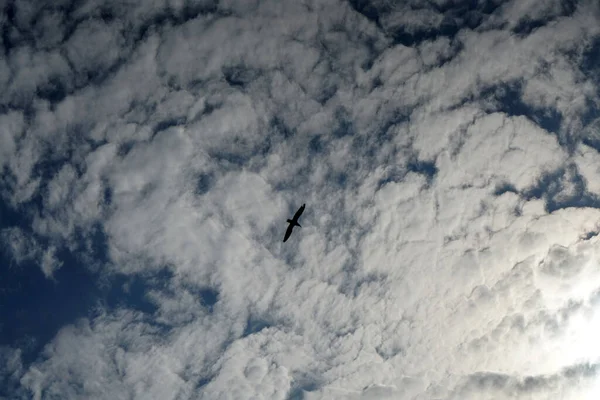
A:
[283,204,305,242]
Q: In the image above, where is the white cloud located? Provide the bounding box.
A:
[2,0,600,399]
[1,227,61,278]
[64,18,127,83]
[40,245,63,278]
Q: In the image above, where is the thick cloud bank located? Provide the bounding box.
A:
[2,0,600,399]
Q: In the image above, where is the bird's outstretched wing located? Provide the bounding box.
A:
[283,223,294,242]
[293,204,305,220]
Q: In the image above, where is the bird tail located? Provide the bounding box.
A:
[296,222,301,227]
[287,219,301,228]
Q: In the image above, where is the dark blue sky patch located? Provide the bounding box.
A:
[99,7,115,23]
[348,0,501,43]
[581,230,599,241]
[134,0,222,43]
[162,0,220,24]
[522,167,565,200]
[73,223,111,267]
[391,25,457,48]
[270,116,295,139]
[533,108,563,137]
[102,182,113,208]
[117,140,136,158]
[375,343,403,360]
[348,109,409,162]
[102,273,160,316]
[0,192,20,228]
[198,98,222,118]
[1,1,24,57]
[153,117,187,135]
[222,65,259,88]
[175,284,219,313]
[254,134,275,160]
[580,100,600,138]
[579,38,600,145]
[512,18,546,36]
[377,110,410,141]
[388,3,485,47]
[480,82,527,114]
[582,134,600,154]
[135,13,175,42]
[510,3,584,37]
[0,247,96,364]
[137,266,174,289]
[0,246,160,367]
[286,373,322,400]
[29,134,106,200]
[431,0,501,15]
[347,120,402,165]
[350,134,370,157]
[36,77,68,105]
[209,150,248,168]
[360,36,383,71]
[51,2,85,44]
[309,135,326,155]
[242,316,271,337]
[493,182,518,196]
[462,11,484,30]
[432,0,503,31]
[332,107,353,138]
[31,149,81,188]
[83,57,128,87]
[336,172,348,186]
[481,81,563,134]
[315,80,338,105]
[371,75,383,89]
[347,0,385,26]
[195,375,214,392]
[198,288,219,309]
[196,172,214,195]
[343,271,388,298]
[258,134,277,160]
[3,1,124,104]
[376,166,404,190]
[287,385,318,400]
[407,158,437,183]
[580,36,600,76]
[522,165,600,213]
[0,200,164,366]
[559,0,578,17]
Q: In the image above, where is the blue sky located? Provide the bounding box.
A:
[2,0,600,399]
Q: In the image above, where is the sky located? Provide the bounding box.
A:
[1,0,600,399]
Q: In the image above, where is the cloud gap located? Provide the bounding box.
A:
[242,316,272,338]
[481,81,564,134]
[407,157,437,183]
[198,287,219,310]
[522,164,600,212]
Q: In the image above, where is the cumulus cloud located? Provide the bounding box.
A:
[2,0,600,399]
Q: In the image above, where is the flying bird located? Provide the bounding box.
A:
[283,203,305,242]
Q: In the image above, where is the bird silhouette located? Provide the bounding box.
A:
[283,204,305,242]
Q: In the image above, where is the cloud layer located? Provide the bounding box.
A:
[2,0,600,399]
